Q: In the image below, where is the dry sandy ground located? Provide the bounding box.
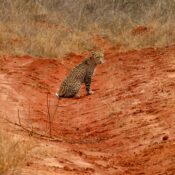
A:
[0,42,175,174]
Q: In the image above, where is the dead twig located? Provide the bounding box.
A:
[2,114,64,142]
[46,93,52,137]
[46,93,59,137]
[17,109,21,125]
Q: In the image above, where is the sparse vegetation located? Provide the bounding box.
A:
[0,0,175,57]
[0,129,32,175]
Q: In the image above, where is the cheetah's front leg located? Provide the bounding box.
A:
[85,74,94,95]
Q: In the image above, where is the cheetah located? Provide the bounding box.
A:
[56,51,105,98]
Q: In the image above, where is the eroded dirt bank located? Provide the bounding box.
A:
[0,45,175,174]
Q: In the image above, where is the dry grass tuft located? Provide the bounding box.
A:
[0,129,32,175]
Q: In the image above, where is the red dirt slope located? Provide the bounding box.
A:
[0,45,175,175]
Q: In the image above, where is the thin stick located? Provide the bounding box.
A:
[45,94,59,135]
[51,98,59,123]
[46,93,52,137]
[17,109,21,125]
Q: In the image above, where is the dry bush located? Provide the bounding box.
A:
[0,129,32,175]
[0,0,175,57]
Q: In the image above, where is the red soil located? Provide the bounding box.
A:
[0,44,175,174]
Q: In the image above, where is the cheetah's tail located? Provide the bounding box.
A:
[55,92,59,97]
[55,92,62,100]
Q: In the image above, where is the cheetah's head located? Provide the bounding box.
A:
[91,51,105,64]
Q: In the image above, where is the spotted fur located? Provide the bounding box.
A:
[56,51,104,98]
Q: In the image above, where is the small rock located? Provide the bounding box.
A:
[162,135,169,141]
